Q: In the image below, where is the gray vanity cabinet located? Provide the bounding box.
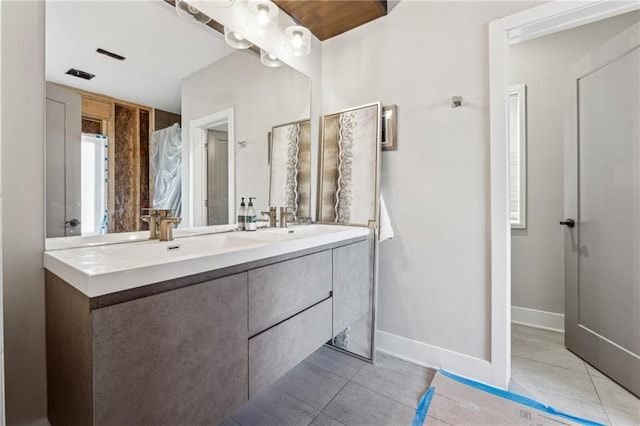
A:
[46,235,370,426]
[332,240,372,337]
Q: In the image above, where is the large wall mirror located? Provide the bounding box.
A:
[44,0,310,247]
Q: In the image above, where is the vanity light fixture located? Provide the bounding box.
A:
[260,49,284,67]
[175,0,212,25]
[247,0,279,35]
[283,25,311,57]
[224,26,253,49]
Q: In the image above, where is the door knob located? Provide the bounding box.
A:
[559,219,575,228]
[65,218,81,227]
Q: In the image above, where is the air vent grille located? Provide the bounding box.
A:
[65,68,95,80]
[96,48,126,61]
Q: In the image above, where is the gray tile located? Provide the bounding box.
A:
[231,387,319,426]
[511,356,600,404]
[604,405,640,426]
[218,417,241,426]
[275,361,348,410]
[508,377,533,398]
[306,346,366,380]
[512,323,564,347]
[310,413,346,426]
[512,337,588,373]
[592,376,640,415]
[585,362,608,379]
[323,382,415,426]
[351,352,435,408]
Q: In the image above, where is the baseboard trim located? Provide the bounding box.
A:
[376,330,492,385]
[511,306,564,332]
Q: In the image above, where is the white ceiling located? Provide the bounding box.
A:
[46,1,235,113]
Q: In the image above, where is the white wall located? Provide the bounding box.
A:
[509,11,640,325]
[181,50,310,222]
[322,1,539,378]
[1,1,47,424]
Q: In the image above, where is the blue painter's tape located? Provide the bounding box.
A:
[438,369,604,426]
[411,387,434,426]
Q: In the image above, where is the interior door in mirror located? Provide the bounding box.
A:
[46,83,82,237]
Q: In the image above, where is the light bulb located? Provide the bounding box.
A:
[187,4,199,15]
[292,31,303,49]
[256,5,269,26]
[283,25,310,57]
[268,53,277,60]
[224,26,253,49]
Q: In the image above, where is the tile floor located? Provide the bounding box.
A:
[219,325,640,425]
[220,347,435,426]
[510,323,640,425]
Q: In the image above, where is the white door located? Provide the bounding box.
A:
[563,23,640,397]
[46,83,82,237]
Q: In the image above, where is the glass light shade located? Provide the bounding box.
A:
[247,0,279,35]
[175,0,212,25]
[224,27,253,49]
[283,25,311,57]
[260,49,284,68]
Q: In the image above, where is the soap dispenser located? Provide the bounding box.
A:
[237,197,246,231]
[246,197,257,231]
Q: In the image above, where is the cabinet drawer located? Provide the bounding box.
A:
[248,250,331,335]
[248,298,332,397]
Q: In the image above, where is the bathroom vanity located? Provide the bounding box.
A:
[44,225,372,425]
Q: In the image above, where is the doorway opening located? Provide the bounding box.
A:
[489,0,640,395]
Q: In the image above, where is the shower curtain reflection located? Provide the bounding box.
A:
[150,123,182,218]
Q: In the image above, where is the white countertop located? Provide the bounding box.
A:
[44,225,369,298]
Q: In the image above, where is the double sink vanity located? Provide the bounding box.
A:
[44,224,373,425]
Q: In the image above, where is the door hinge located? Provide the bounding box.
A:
[204,199,208,207]
[368,220,378,229]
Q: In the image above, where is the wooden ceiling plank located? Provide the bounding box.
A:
[273,0,388,41]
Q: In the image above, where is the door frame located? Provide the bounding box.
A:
[188,108,235,227]
[488,0,640,389]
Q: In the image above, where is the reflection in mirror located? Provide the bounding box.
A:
[44,1,311,246]
[269,119,311,219]
[181,50,310,227]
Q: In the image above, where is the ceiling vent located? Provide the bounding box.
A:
[65,68,95,80]
[96,48,126,61]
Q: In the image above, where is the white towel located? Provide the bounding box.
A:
[379,195,394,243]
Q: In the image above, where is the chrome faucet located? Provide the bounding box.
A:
[279,207,295,228]
[141,208,173,240]
[159,216,182,241]
[261,207,277,228]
